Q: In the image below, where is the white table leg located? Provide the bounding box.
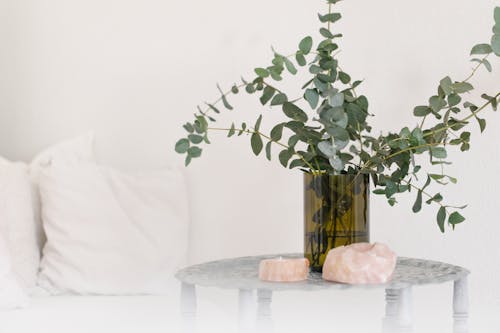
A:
[181,282,197,333]
[382,287,413,333]
[453,277,469,333]
[256,289,273,333]
[239,289,254,333]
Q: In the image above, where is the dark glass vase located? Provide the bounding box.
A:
[304,173,370,272]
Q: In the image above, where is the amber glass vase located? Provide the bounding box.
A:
[304,173,370,272]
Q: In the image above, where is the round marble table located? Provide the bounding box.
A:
[176,254,470,333]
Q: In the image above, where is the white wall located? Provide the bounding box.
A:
[1,0,499,306]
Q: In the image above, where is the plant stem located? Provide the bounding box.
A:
[203,83,246,116]
[327,3,332,31]
[378,92,499,155]
[206,127,319,174]
[463,54,491,83]
[384,142,443,161]
[402,179,449,213]
[422,92,500,139]
[203,50,316,118]
[419,53,492,129]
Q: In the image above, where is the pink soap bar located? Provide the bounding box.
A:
[322,243,397,284]
[259,257,309,282]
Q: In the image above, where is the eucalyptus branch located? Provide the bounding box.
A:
[422,92,500,139]
[175,3,500,233]
[419,53,493,130]
[383,142,443,161]
[403,180,448,212]
[206,127,319,174]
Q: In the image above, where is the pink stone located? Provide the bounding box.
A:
[259,257,309,282]
[322,243,397,284]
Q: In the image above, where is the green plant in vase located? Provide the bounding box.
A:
[175,1,500,271]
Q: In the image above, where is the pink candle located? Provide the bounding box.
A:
[259,257,309,282]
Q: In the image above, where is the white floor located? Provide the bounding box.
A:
[1,284,499,333]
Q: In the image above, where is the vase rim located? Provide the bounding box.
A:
[303,171,366,177]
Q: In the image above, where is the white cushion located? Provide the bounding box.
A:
[29,133,96,254]
[0,235,29,310]
[0,160,32,308]
[0,133,96,298]
[37,162,189,295]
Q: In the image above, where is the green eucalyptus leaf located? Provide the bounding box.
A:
[320,28,335,39]
[187,146,202,158]
[470,43,492,55]
[426,193,443,205]
[329,155,344,171]
[284,58,298,75]
[188,134,203,144]
[431,147,447,159]
[439,77,453,95]
[183,123,195,133]
[270,93,288,106]
[288,135,299,148]
[246,84,256,94]
[318,13,341,23]
[338,72,351,84]
[309,65,322,74]
[206,103,221,114]
[251,133,263,156]
[329,92,344,107]
[412,191,423,213]
[299,36,313,54]
[222,95,233,110]
[318,141,336,157]
[447,94,461,107]
[430,96,447,112]
[326,125,349,141]
[449,212,465,225]
[314,77,328,92]
[279,149,293,168]
[304,89,320,109]
[270,124,284,141]
[477,118,486,132]
[269,70,283,81]
[175,139,190,154]
[289,159,306,169]
[483,59,492,72]
[492,34,500,56]
[255,68,270,78]
[203,132,211,143]
[437,207,446,233]
[265,142,272,161]
[238,123,247,136]
[260,86,276,105]
[282,102,308,122]
[254,115,263,131]
[296,52,307,66]
[228,124,236,137]
[452,82,474,94]
[317,73,335,83]
[471,58,493,72]
[413,106,432,117]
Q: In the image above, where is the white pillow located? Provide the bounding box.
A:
[29,133,96,253]
[37,162,189,295]
[0,133,96,297]
[0,234,28,310]
[0,158,38,292]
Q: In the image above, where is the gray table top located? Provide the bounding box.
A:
[175,254,470,291]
